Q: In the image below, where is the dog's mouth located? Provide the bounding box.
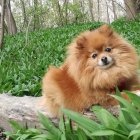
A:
[98,56,114,69]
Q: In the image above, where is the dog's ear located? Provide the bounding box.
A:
[98,24,113,36]
[76,35,86,49]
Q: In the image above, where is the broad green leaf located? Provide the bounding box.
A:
[61,133,67,140]
[92,106,130,136]
[31,138,47,140]
[38,112,61,138]
[124,90,140,109]
[118,109,134,131]
[9,120,25,132]
[62,108,103,132]
[59,116,67,140]
[59,116,65,133]
[135,123,140,129]
[92,106,119,128]
[76,128,88,140]
[64,118,73,134]
[133,134,140,140]
[129,129,140,137]
[19,134,31,139]
[121,108,139,124]
[26,128,41,134]
[32,134,51,139]
[91,129,128,140]
[111,95,140,122]
[91,130,116,136]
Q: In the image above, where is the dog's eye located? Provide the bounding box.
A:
[92,53,97,59]
[105,48,112,52]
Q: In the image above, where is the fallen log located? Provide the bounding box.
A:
[0,93,119,131]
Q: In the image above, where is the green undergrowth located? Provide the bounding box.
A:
[112,17,140,54]
[0,18,140,96]
[4,90,140,140]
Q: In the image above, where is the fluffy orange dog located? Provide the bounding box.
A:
[42,25,139,117]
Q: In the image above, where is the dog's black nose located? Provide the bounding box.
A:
[101,56,108,64]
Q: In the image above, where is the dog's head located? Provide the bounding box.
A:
[67,25,138,90]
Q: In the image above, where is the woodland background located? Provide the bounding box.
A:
[0,0,140,40]
[0,1,140,139]
[0,0,140,96]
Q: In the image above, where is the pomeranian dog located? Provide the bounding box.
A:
[42,25,139,117]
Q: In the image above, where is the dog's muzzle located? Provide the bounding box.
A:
[98,56,114,69]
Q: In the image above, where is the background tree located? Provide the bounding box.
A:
[20,0,28,28]
[33,0,40,30]
[97,0,100,21]
[63,0,68,25]
[88,0,94,21]
[124,0,140,19]
[5,0,17,35]
[1,0,139,33]
[111,0,117,20]
[137,0,140,13]
[0,0,6,48]
[105,0,110,23]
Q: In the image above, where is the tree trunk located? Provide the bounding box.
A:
[79,0,85,22]
[4,0,17,35]
[39,0,44,27]
[33,0,40,30]
[112,0,117,20]
[20,0,28,28]
[97,0,100,21]
[124,0,138,19]
[0,0,6,48]
[56,0,64,26]
[88,0,94,21]
[4,20,8,33]
[136,0,140,13]
[106,0,110,23]
[63,0,68,25]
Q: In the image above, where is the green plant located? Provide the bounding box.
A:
[112,17,140,54]
[4,121,42,140]
[4,112,90,140]
[4,90,140,140]
[63,90,140,140]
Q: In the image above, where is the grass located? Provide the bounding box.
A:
[0,18,140,96]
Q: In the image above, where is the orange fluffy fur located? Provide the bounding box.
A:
[42,25,139,117]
